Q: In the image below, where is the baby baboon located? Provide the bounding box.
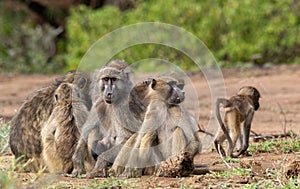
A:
[111,78,201,178]
[214,86,261,158]
[41,81,90,174]
[71,60,142,178]
[9,71,91,172]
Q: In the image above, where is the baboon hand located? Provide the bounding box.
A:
[71,168,83,178]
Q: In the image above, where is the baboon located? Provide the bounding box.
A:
[71,60,142,178]
[110,78,201,178]
[214,86,261,158]
[9,71,91,172]
[129,72,185,121]
[41,80,90,174]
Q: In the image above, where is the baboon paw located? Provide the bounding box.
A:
[87,169,107,178]
[109,166,124,177]
[240,151,252,157]
[70,168,82,178]
[119,168,142,178]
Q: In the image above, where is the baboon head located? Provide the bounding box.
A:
[148,78,185,105]
[97,60,132,104]
[54,83,73,104]
[238,86,261,111]
[56,70,92,108]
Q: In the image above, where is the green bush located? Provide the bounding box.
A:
[0,2,65,74]
[66,0,300,70]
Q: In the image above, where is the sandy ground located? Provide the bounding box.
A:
[0,65,299,188]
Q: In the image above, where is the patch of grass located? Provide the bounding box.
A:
[213,157,240,165]
[248,137,300,154]
[86,177,139,188]
[211,168,252,179]
[284,176,300,189]
[0,171,19,189]
[0,119,10,155]
[0,157,22,189]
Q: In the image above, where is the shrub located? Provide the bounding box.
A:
[0,2,65,74]
[66,0,300,70]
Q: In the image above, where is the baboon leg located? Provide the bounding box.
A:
[41,124,60,173]
[214,134,227,157]
[227,128,240,158]
[87,144,123,178]
[224,111,239,158]
[110,134,138,176]
[121,131,159,178]
[235,110,254,157]
[139,131,158,176]
[172,127,187,155]
[71,139,88,177]
[185,132,201,159]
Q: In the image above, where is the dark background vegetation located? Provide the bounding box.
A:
[0,0,299,73]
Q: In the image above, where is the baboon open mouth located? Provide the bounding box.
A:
[171,97,184,104]
[175,98,183,103]
[105,99,112,104]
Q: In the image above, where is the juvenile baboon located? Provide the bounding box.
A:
[9,71,91,172]
[129,72,185,121]
[214,86,261,158]
[111,78,201,178]
[71,60,142,178]
[41,81,90,174]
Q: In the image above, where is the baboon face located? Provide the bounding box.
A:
[238,86,261,111]
[150,79,185,105]
[101,76,118,104]
[54,83,72,103]
[167,80,185,104]
[99,70,131,104]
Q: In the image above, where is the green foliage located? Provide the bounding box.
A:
[66,0,300,71]
[248,137,300,154]
[0,2,65,73]
[0,172,18,189]
[212,168,252,179]
[0,120,10,155]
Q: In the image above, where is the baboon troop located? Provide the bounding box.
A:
[9,59,261,178]
[214,86,261,158]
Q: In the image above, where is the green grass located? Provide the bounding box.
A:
[248,136,300,154]
[0,119,10,155]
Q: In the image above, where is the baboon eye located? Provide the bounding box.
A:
[54,94,59,102]
[102,77,109,82]
[142,80,150,85]
[168,81,176,86]
[111,78,117,82]
[178,84,184,90]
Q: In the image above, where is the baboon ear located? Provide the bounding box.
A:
[54,94,59,102]
[78,77,87,89]
[151,79,157,89]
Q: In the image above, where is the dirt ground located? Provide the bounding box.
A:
[0,65,299,188]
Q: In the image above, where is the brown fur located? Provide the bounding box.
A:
[214,86,261,158]
[71,60,143,178]
[41,82,89,174]
[9,71,91,172]
[111,78,201,178]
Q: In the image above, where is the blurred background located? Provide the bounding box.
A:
[0,0,299,74]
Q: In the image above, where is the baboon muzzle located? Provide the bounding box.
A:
[104,80,113,104]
